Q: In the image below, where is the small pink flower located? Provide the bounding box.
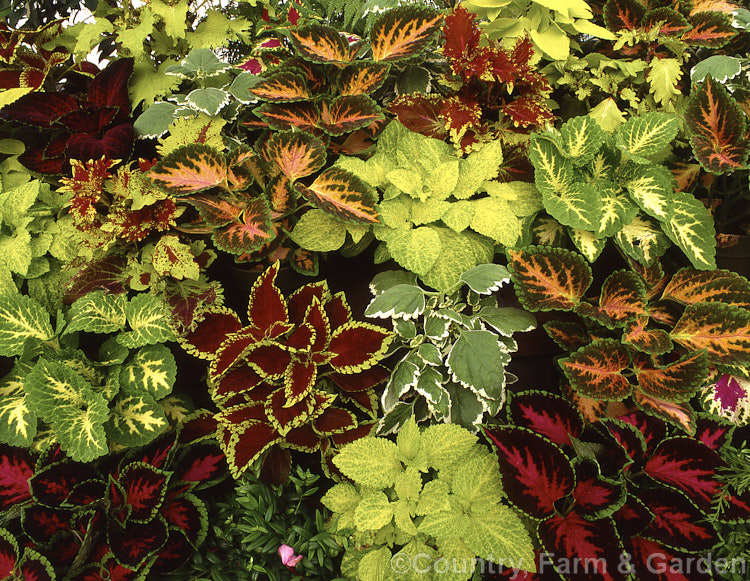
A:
[278,544,303,570]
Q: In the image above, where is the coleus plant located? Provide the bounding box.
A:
[293,119,542,291]
[485,390,750,580]
[0,289,182,460]
[322,417,536,581]
[507,245,750,432]
[364,264,536,434]
[528,111,717,269]
[0,413,227,580]
[179,261,393,481]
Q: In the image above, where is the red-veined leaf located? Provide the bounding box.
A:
[670,302,750,365]
[603,0,647,31]
[662,268,750,308]
[694,415,733,451]
[623,316,673,355]
[149,144,227,195]
[485,426,574,519]
[0,532,17,579]
[213,198,275,255]
[108,518,168,569]
[507,246,592,312]
[683,10,737,47]
[560,338,633,400]
[633,390,696,434]
[161,493,207,546]
[627,536,711,581]
[183,194,238,226]
[639,487,718,551]
[508,391,583,447]
[370,6,443,62]
[319,95,383,136]
[572,461,626,520]
[29,461,99,507]
[0,92,78,126]
[180,307,242,359]
[388,93,447,139]
[22,506,72,544]
[502,96,554,128]
[616,409,667,457]
[118,463,170,522]
[633,350,708,402]
[64,256,126,303]
[600,418,646,466]
[152,529,193,574]
[265,130,326,181]
[612,496,652,539]
[443,7,481,63]
[327,321,393,373]
[338,62,390,95]
[248,71,311,102]
[256,101,320,132]
[0,445,33,510]
[66,123,135,164]
[289,24,357,63]
[598,270,647,322]
[296,167,379,223]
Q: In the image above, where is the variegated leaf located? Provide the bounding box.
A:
[65,290,127,335]
[213,198,275,254]
[289,25,357,63]
[598,270,648,322]
[622,316,673,355]
[183,193,238,227]
[615,112,679,162]
[634,350,708,402]
[0,294,54,357]
[339,62,391,96]
[0,369,35,446]
[671,302,750,365]
[107,391,168,447]
[370,6,443,62]
[319,95,383,136]
[614,214,670,266]
[297,168,379,223]
[662,268,750,308]
[568,228,606,263]
[265,131,326,181]
[117,294,176,349]
[560,338,633,400]
[119,345,177,399]
[149,144,227,195]
[633,390,696,433]
[248,71,311,102]
[597,182,639,238]
[624,164,674,221]
[683,10,737,47]
[661,191,716,270]
[559,115,604,166]
[256,102,319,132]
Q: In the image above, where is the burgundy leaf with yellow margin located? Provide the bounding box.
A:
[297,168,379,223]
[246,261,289,338]
[508,391,583,447]
[560,338,632,400]
[149,144,226,195]
[327,322,393,373]
[370,6,443,62]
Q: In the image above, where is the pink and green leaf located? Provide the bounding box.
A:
[508,391,583,447]
[265,131,326,181]
[213,198,275,255]
[149,144,227,195]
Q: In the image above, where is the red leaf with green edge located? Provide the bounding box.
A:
[62,107,118,133]
[265,130,326,181]
[572,461,626,520]
[603,0,647,31]
[329,364,390,392]
[600,418,646,465]
[537,511,627,581]
[683,10,737,47]
[180,307,242,360]
[342,389,378,415]
[29,461,99,507]
[633,351,707,402]
[338,62,390,96]
[244,341,293,380]
[149,144,227,196]
[256,101,320,132]
[248,71,311,102]
[313,406,357,436]
[128,433,176,469]
[67,553,140,581]
[246,262,289,338]
[598,271,647,322]
[638,487,718,551]
[289,24,357,63]
[543,320,590,351]
[285,425,322,452]
[370,6,443,62]
[297,167,379,223]
[178,411,218,444]
[225,420,282,478]
[0,532,17,579]
[560,338,633,401]
[161,493,207,546]
[644,437,722,510]
[64,256,126,303]
[283,358,317,406]
[0,92,78,126]
[626,536,711,581]
[623,316,673,355]
[118,463,169,522]
[612,496,652,539]
[213,198,275,255]
[15,550,56,581]
[643,8,691,35]
[507,246,592,312]
[616,410,667,457]
[182,194,238,227]
[22,506,72,544]
[389,94,448,139]
[88,57,133,113]
[324,292,352,328]
[265,388,314,432]
[694,415,733,451]
[662,268,750,308]
[443,7,481,64]
[484,426,574,519]
[68,479,106,505]
[303,298,332,354]
[286,322,316,351]
[633,390,696,434]
[319,95,383,136]
[509,391,583,447]
[327,321,393,373]
[152,529,192,574]
[108,518,168,569]
[670,302,750,365]
[209,330,258,380]
[686,77,748,174]
[287,282,330,325]
[0,445,33,510]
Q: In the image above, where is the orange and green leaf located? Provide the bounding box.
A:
[248,71,311,102]
[265,131,326,182]
[289,25,357,64]
[598,271,648,322]
[338,62,390,96]
[560,338,633,400]
[662,268,750,308]
[634,351,708,402]
[671,303,750,365]
[633,391,696,434]
[683,10,737,47]
[149,144,226,195]
[318,95,383,136]
[623,316,673,355]
[296,168,379,223]
[213,198,275,255]
[370,6,443,62]
[256,102,320,133]
[183,193,239,227]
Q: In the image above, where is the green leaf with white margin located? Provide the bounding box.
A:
[447,330,508,400]
[369,270,419,295]
[0,368,35,446]
[134,102,179,139]
[289,209,347,252]
[470,197,521,246]
[65,291,127,335]
[382,358,420,411]
[647,57,682,106]
[614,215,670,266]
[186,88,230,116]
[615,112,679,163]
[229,72,262,103]
[661,191,716,270]
[333,437,403,488]
[119,345,176,399]
[358,546,391,581]
[416,368,450,417]
[418,422,478,470]
[117,294,176,348]
[460,264,510,295]
[106,391,168,447]
[569,228,606,262]
[387,227,441,276]
[417,343,443,366]
[624,164,675,222]
[421,227,494,292]
[53,397,108,462]
[462,504,536,569]
[446,382,487,430]
[559,116,604,166]
[0,294,53,356]
[691,55,742,84]
[597,182,639,237]
[354,490,394,531]
[365,284,426,320]
[477,307,536,337]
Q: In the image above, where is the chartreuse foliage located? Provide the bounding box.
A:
[507,245,750,432]
[529,111,717,269]
[292,120,542,290]
[323,417,536,581]
[365,265,535,434]
[0,290,178,460]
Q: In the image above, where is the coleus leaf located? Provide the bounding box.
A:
[116,462,170,522]
[256,101,320,133]
[161,492,208,547]
[22,505,72,545]
[0,369,36,447]
[0,294,54,357]
[484,426,574,519]
[446,329,507,402]
[117,293,176,349]
[571,460,626,520]
[149,144,227,196]
[118,345,176,399]
[683,10,737,47]
[662,268,750,308]
[369,6,443,62]
[559,115,605,167]
[560,338,633,400]
[597,270,648,323]
[319,95,383,136]
[264,130,326,181]
[152,529,193,574]
[248,71,311,102]
[108,516,168,569]
[212,198,275,255]
[106,391,168,447]
[661,191,716,270]
[222,416,282,479]
[626,536,711,581]
[182,194,238,227]
[615,112,680,162]
[693,415,733,451]
[544,320,591,351]
[622,316,673,355]
[633,350,708,402]
[0,444,33,510]
[173,442,226,488]
[246,261,289,339]
[624,164,674,222]
[179,307,242,359]
[88,57,133,113]
[296,167,379,223]
[670,302,750,365]
[508,391,583,447]
[289,24,357,63]
[643,8,691,35]
[506,246,592,312]
[603,0,647,31]
[327,322,393,374]
[685,76,749,174]
[633,390,696,434]
[28,460,99,506]
[338,62,390,96]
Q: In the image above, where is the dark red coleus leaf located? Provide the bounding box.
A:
[151,528,193,574]
[209,329,258,380]
[612,496,653,539]
[87,57,133,115]
[108,517,168,569]
[259,446,292,487]
[67,479,106,505]
[313,406,358,436]
[60,107,118,133]
[284,358,317,405]
[442,7,481,67]
[328,364,390,392]
[245,342,293,379]
[127,433,177,470]
[66,122,135,162]
[161,492,207,546]
[603,0,647,31]
[694,415,733,451]
[600,418,646,467]
[571,461,626,520]
[212,366,264,403]
[68,553,141,581]
[615,411,666,457]
[14,550,56,581]
[177,411,218,445]
[389,94,447,139]
[324,292,352,328]
[29,461,99,507]
[22,505,72,544]
[327,322,393,373]
[181,308,242,359]
[116,463,170,522]
[485,426,574,519]
[173,442,226,487]
[246,262,289,338]
[284,424,321,452]
[287,282,329,325]
[509,391,583,447]
[626,536,712,581]
[63,256,127,303]
[0,445,34,510]
[0,92,78,126]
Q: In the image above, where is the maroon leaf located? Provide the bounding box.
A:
[29,461,99,507]
[613,496,653,539]
[245,342,293,379]
[174,443,226,487]
[66,123,134,163]
[117,463,170,522]
[152,529,192,574]
[161,492,206,546]
[328,364,390,392]
[246,262,289,338]
[639,487,718,551]
[0,445,33,510]
[181,308,242,359]
[600,419,646,466]
[626,536,711,581]
[87,57,133,114]
[327,322,393,373]
[64,256,126,303]
[287,282,330,325]
[210,329,258,380]
[108,517,168,569]
[615,411,666,457]
[0,92,78,126]
[485,426,574,519]
[0,530,17,578]
[694,415,733,451]
[572,461,626,519]
[284,358,317,405]
[22,506,72,544]
[509,391,583,447]
[313,406,358,436]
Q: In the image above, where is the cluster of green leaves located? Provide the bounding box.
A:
[322,417,535,581]
[293,120,542,290]
[712,444,750,580]
[364,264,536,434]
[529,111,717,269]
[167,464,344,581]
[0,290,184,460]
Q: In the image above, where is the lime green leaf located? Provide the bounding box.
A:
[289,209,347,252]
[451,449,504,510]
[647,58,682,106]
[387,168,424,199]
[395,466,423,502]
[65,291,127,335]
[73,18,113,58]
[358,547,391,581]
[421,228,493,292]
[451,141,503,200]
[0,87,33,111]
[393,498,418,536]
[387,227,441,276]
[0,369,35,446]
[106,391,168,447]
[419,508,467,541]
[442,201,475,232]
[334,437,403,488]
[355,490,394,531]
[150,0,189,38]
[0,294,53,356]
[119,345,176,399]
[447,330,507,401]
[588,98,626,132]
[419,423,477,470]
[130,60,182,109]
[615,112,679,162]
[530,22,569,60]
[661,191,716,270]
[470,197,520,246]
[322,483,361,514]
[151,235,200,280]
[462,505,536,569]
[117,294,176,348]
[188,10,250,49]
[417,479,452,514]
